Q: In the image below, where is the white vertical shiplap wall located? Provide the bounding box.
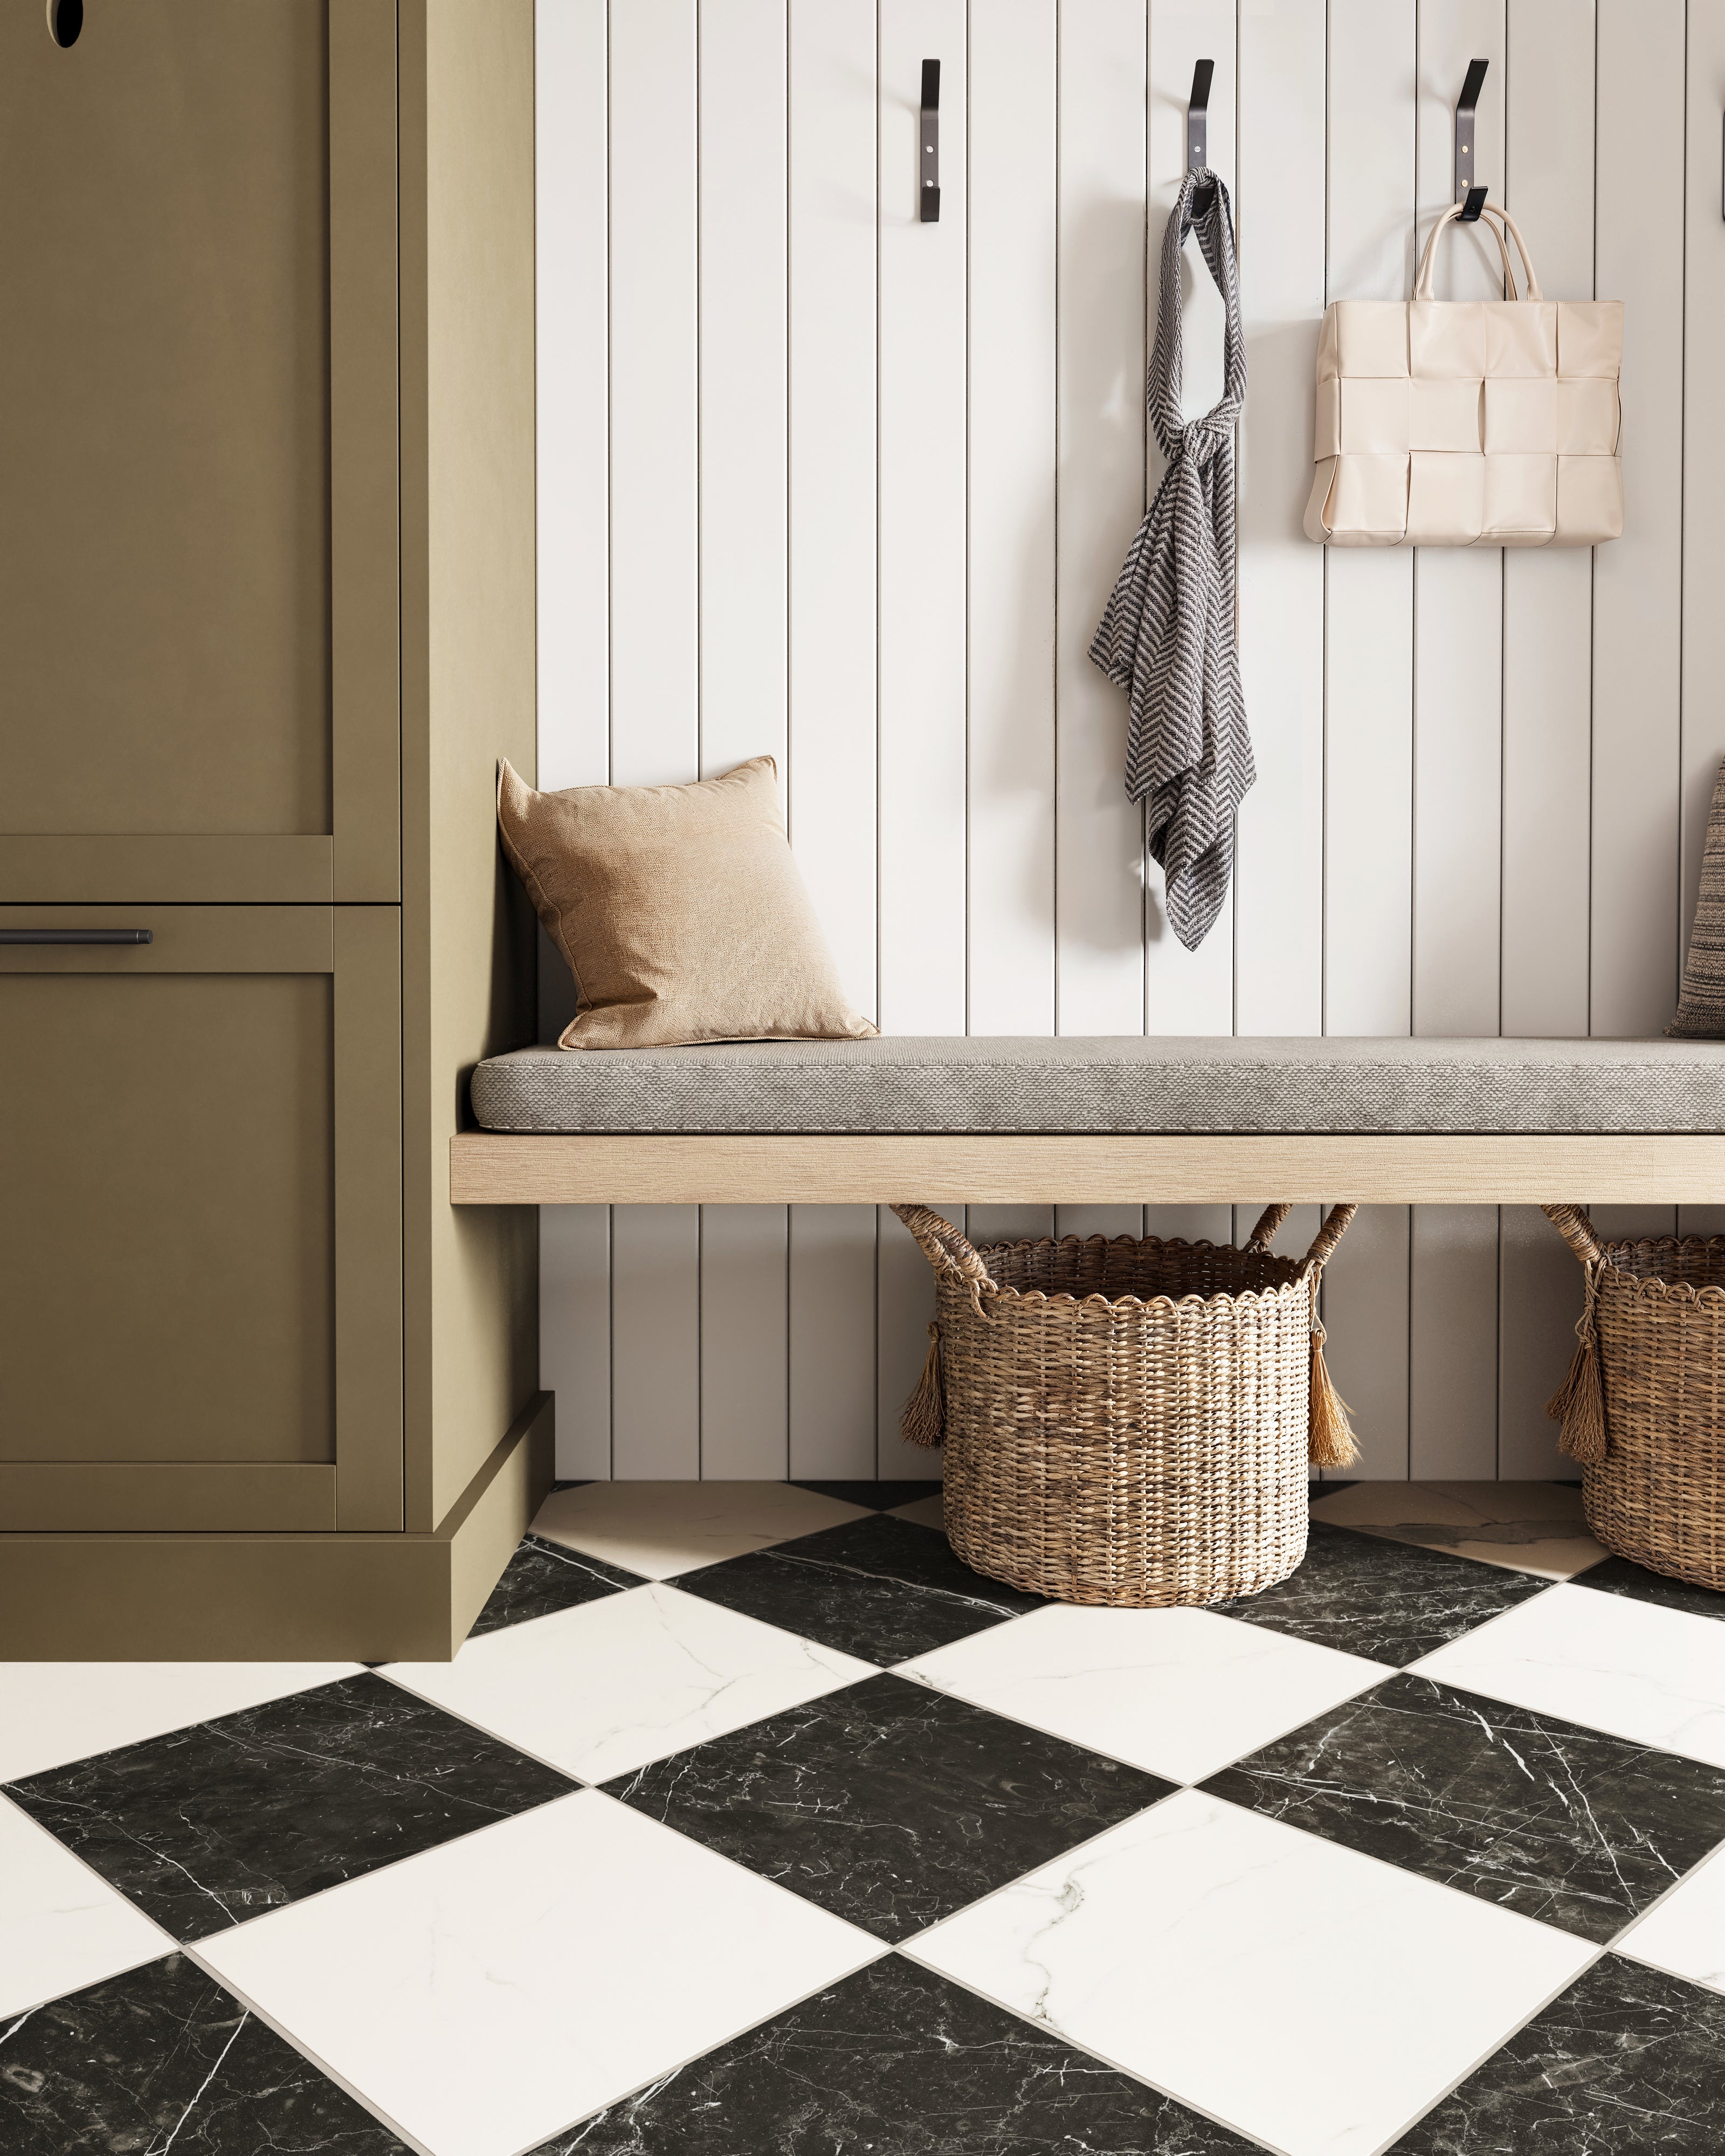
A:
[535,0,1710,1482]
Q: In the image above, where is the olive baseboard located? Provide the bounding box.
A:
[0,1392,553,1663]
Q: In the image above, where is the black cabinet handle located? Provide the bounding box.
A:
[0,929,154,945]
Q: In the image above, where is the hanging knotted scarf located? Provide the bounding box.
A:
[1089,169,1252,953]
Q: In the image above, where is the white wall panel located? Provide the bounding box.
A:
[1324,0,1416,1038]
[536,0,1707,1484]
[605,0,702,1477]
[878,0,968,1035]
[1055,0,1150,1037]
[536,0,613,1478]
[1412,0,1504,1043]
[536,0,610,792]
[1235,0,1326,1040]
[697,0,791,1480]
[788,0,878,1020]
[1498,0,1597,1476]
[968,0,1058,1037]
[542,1206,612,1480]
[609,0,700,785]
[1407,3,1505,1484]
[789,1205,877,1477]
[701,1206,789,1477]
[612,1205,702,1477]
[1319,0,1416,1481]
[1501,0,1593,1039]
[786,0,880,1481]
[1592,0,1685,1038]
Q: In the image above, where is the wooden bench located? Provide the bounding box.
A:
[449,1036,1725,1206]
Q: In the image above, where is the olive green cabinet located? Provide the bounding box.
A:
[0,2,544,1660]
[0,0,398,907]
[0,907,401,1533]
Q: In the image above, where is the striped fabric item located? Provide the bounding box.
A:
[1089,168,1252,952]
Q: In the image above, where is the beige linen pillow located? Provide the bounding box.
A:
[497,755,877,1051]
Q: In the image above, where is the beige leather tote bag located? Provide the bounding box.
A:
[1304,202,1622,548]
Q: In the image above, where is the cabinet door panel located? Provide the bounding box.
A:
[0,908,401,1531]
[0,1,398,902]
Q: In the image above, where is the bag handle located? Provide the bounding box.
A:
[1244,1201,1358,1270]
[890,1204,998,1317]
[1414,201,1543,302]
[1542,1203,1605,1266]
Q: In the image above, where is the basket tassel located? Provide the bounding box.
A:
[900,1322,944,1449]
[1308,1319,1360,1469]
[1545,1262,1607,1466]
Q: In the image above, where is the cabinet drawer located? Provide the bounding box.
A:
[0,907,401,1532]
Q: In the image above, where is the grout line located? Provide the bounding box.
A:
[180,1946,442,2156]
[1358,1941,1608,2156]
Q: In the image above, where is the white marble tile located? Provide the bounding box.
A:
[901,1604,1386,1783]
[385,1581,875,1784]
[529,1480,870,1578]
[0,1660,361,1784]
[198,1789,884,2156]
[0,1794,174,2018]
[1412,1581,1725,1767]
[904,1787,1593,2156]
[1619,1842,1725,1994]
[887,1493,946,1530]
[1309,1478,1604,1579]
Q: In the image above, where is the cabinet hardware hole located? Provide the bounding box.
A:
[47,0,82,47]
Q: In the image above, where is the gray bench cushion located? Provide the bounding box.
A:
[469,1035,1725,1137]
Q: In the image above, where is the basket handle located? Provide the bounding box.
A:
[890,1204,998,1313]
[1542,1204,1604,1267]
[1246,1203,1356,1268]
[1244,1203,1293,1253]
[1304,1204,1358,1269]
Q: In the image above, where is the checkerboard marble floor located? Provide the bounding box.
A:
[7,1478,1725,2155]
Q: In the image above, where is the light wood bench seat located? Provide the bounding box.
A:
[450,1036,1725,1207]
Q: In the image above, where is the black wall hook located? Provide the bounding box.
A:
[1188,59,1214,217]
[919,59,940,223]
[1455,58,1488,220]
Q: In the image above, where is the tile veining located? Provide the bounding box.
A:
[1217,1519,1551,1666]
[1202,1671,1725,1941]
[606,1670,1172,1940]
[675,1512,1045,1664]
[0,1952,409,2155]
[3,1674,575,1940]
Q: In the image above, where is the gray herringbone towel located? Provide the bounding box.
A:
[1089,169,1252,952]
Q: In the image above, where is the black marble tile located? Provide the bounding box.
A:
[1201,1671,1725,1944]
[1572,1554,1725,1623]
[606,1670,1171,1941]
[1393,1953,1725,2153]
[1217,1521,1552,1666]
[792,1479,943,1511]
[675,1513,1044,1664]
[4,1672,576,1941]
[468,1533,642,1637]
[538,1951,1256,2154]
[0,1952,408,2156]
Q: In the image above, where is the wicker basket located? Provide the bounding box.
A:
[891,1202,1358,1608]
[1544,1204,1725,1592]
